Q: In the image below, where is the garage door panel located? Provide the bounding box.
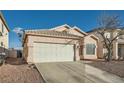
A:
[33,43,74,63]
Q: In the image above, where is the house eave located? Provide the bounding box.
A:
[23,33,80,46]
[0,11,10,32]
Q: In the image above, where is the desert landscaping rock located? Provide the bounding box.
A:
[0,64,44,83]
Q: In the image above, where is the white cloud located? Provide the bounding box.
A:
[13,27,23,34]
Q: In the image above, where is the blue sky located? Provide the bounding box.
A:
[2,10,124,48]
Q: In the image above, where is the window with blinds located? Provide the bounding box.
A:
[86,44,96,55]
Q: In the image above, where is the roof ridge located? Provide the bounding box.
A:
[50,24,71,30]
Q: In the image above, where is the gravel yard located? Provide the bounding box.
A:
[87,61,124,78]
[0,64,44,83]
[0,58,44,83]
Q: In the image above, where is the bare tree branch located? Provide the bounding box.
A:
[97,12,123,61]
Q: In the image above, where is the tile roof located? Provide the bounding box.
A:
[24,29,81,39]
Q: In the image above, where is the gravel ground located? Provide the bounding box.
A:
[87,61,124,78]
[0,64,44,83]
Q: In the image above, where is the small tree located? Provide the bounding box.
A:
[17,30,25,43]
[97,13,124,61]
[13,27,25,46]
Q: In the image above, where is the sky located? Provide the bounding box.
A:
[2,10,124,49]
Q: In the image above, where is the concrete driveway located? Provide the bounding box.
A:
[35,62,124,83]
[35,62,90,83]
[35,62,108,83]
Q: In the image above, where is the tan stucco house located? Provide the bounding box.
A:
[0,12,9,57]
[88,28,124,60]
[23,24,98,63]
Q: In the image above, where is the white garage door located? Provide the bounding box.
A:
[33,43,74,63]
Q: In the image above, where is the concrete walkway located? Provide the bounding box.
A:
[35,62,124,83]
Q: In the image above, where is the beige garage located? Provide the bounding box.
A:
[23,30,80,63]
[33,43,74,63]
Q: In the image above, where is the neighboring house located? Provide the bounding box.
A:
[88,28,124,60]
[0,12,9,57]
[23,24,98,63]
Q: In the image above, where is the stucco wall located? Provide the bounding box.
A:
[23,37,28,61]
[98,42,104,58]
[113,41,118,59]
[90,31,104,59]
[24,35,80,63]
[0,17,9,49]
[83,35,98,59]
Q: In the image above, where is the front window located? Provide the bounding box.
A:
[86,44,96,55]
